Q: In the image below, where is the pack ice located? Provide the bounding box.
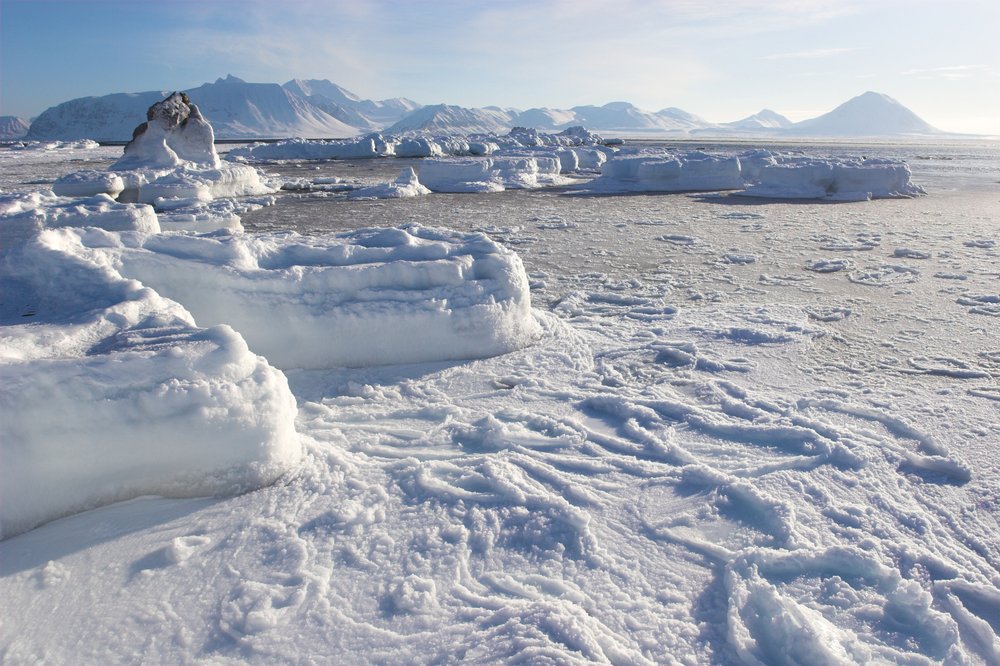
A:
[1,100,541,537]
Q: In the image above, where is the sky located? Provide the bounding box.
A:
[2,0,998,134]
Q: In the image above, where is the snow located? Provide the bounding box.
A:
[346,167,431,200]
[96,225,539,369]
[419,156,567,193]
[0,191,159,234]
[0,225,300,539]
[585,151,744,193]
[44,94,276,229]
[740,157,926,200]
[2,135,999,664]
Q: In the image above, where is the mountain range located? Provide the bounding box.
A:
[20,77,940,141]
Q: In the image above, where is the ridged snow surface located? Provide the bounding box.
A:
[1,139,998,665]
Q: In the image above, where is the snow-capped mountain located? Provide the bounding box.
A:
[27,92,167,141]
[790,91,939,136]
[28,76,361,141]
[0,116,31,140]
[184,76,358,138]
[282,79,420,131]
[725,109,794,131]
[23,77,942,141]
[384,104,516,135]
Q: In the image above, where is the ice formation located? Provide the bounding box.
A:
[346,167,431,200]
[83,225,541,369]
[419,156,566,193]
[50,93,274,225]
[740,156,927,200]
[586,151,744,193]
[0,191,159,234]
[0,224,300,539]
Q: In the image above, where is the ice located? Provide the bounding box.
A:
[419,156,566,192]
[46,94,276,229]
[584,151,744,193]
[90,225,540,368]
[0,226,300,539]
[346,167,431,200]
[740,156,926,200]
[2,137,999,664]
[0,191,159,235]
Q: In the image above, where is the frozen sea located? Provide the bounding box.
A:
[2,138,1000,664]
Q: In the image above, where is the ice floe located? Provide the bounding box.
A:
[81,225,541,368]
[419,156,567,193]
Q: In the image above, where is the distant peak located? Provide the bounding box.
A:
[215,74,246,84]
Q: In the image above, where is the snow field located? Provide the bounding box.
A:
[1,139,998,664]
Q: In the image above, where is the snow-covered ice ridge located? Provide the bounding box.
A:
[227,129,924,201]
[0,217,301,539]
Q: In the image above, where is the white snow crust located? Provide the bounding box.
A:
[740,155,926,200]
[346,167,431,200]
[586,151,744,193]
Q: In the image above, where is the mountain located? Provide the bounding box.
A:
[384,104,515,135]
[185,75,358,138]
[510,108,578,130]
[27,91,167,141]
[725,109,793,131]
[28,76,360,141]
[569,102,675,132]
[0,116,31,140]
[657,107,715,130]
[282,79,420,131]
[790,91,939,136]
[23,78,942,141]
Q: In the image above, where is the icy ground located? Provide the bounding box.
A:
[2,139,1000,664]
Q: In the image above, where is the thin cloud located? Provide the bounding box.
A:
[761,47,859,61]
[901,65,988,79]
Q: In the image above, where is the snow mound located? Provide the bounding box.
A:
[740,157,925,200]
[0,227,300,539]
[419,157,566,193]
[90,225,540,369]
[0,191,159,236]
[347,167,431,200]
[586,151,743,193]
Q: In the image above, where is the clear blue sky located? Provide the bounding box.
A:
[2,0,998,134]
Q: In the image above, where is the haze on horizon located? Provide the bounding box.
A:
[2,0,998,135]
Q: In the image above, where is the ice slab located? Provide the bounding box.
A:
[740,157,926,200]
[0,227,300,539]
[92,225,541,369]
[419,156,566,193]
[586,151,744,193]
